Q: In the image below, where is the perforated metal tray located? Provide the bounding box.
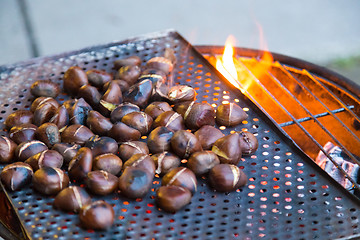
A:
[0,30,360,240]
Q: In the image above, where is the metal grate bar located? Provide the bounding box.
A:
[279,105,355,127]
[233,57,360,194]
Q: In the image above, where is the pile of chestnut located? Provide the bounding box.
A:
[0,50,258,231]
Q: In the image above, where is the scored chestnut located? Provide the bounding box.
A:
[63,66,88,96]
[68,147,93,182]
[118,167,153,198]
[110,102,140,123]
[194,125,224,150]
[0,162,33,191]
[30,80,60,98]
[108,122,141,143]
[5,110,33,129]
[53,186,91,213]
[25,149,63,171]
[162,167,197,194]
[86,110,113,136]
[79,201,115,230]
[85,170,118,195]
[33,101,57,126]
[15,140,48,162]
[61,125,94,146]
[117,65,141,85]
[101,81,123,105]
[167,85,196,103]
[122,153,155,175]
[86,69,112,89]
[68,98,92,126]
[52,143,81,164]
[156,185,192,213]
[78,85,102,108]
[118,141,149,162]
[30,97,59,113]
[48,105,69,130]
[170,130,202,159]
[123,79,153,109]
[212,133,242,165]
[144,101,172,119]
[208,164,247,192]
[152,111,185,132]
[146,56,173,75]
[187,151,220,176]
[238,131,259,155]
[121,111,153,136]
[184,102,215,130]
[151,152,181,176]
[32,167,69,195]
[216,103,248,127]
[147,126,174,154]
[84,135,118,157]
[93,153,123,176]
[104,79,130,93]
[0,136,17,163]
[35,123,61,147]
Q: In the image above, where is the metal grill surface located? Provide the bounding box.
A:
[0,30,359,240]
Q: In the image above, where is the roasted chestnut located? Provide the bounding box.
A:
[144,101,172,119]
[103,79,130,93]
[25,149,63,171]
[161,167,197,194]
[78,85,102,108]
[5,110,33,129]
[35,123,61,147]
[68,147,93,182]
[147,126,174,154]
[84,135,118,156]
[0,136,17,163]
[61,124,94,146]
[216,103,248,126]
[63,66,88,96]
[212,133,242,165]
[85,170,118,195]
[15,140,48,162]
[86,110,113,136]
[187,151,220,176]
[184,102,215,130]
[52,143,81,164]
[114,56,141,70]
[30,97,59,113]
[53,186,91,213]
[93,153,123,176]
[121,111,153,135]
[48,105,69,130]
[156,185,192,213]
[153,111,185,132]
[173,101,194,118]
[32,167,69,195]
[101,81,123,105]
[138,68,167,84]
[86,69,112,89]
[170,130,202,159]
[118,141,149,162]
[79,201,114,230]
[167,85,196,103]
[117,65,141,85]
[9,124,37,144]
[146,57,173,75]
[208,164,247,192]
[151,152,181,176]
[0,162,33,191]
[33,101,57,126]
[194,125,224,150]
[69,98,92,126]
[98,100,117,118]
[118,167,153,198]
[123,79,153,109]
[122,153,155,175]
[30,80,60,98]
[110,102,140,123]
[238,131,259,155]
[108,122,141,143]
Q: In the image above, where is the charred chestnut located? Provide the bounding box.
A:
[162,167,197,194]
[238,131,259,155]
[69,98,92,126]
[0,162,33,191]
[208,164,247,192]
[86,110,113,136]
[15,140,48,162]
[53,186,91,213]
[114,56,141,70]
[93,153,123,176]
[144,101,172,119]
[30,80,60,98]
[194,125,224,150]
[79,201,114,230]
[85,170,118,195]
[61,125,94,146]
[147,126,174,154]
[156,186,191,213]
[63,66,88,96]
[84,135,118,156]
[121,111,153,135]
[52,143,81,164]
[118,167,153,198]
[0,136,17,163]
[32,167,69,195]
[124,79,153,109]
[108,122,141,143]
[35,123,61,147]
[68,147,93,182]
[86,69,112,89]
[187,151,220,176]
[25,149,63,171]
[216,103,248,126]
[170,130,202,159]
[110,102,140,123]
[122,153,155,175]
[153,111,185,132]
[151,152,181,176]
[184,102,215,130]
[9,124,37,144]
[118,141,149,162]
[212,133,242,165]
[168,85,196,103]
[5,110,33,129]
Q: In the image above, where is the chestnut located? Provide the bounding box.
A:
[117,65,141,85]
[139,69,169,101]
[32,167,69,195]
[86,110,113,136]
[5,110,33,129]
[114,56,141,70]
[52,143,81,164]
[123,79,153,109]
[69,98,92,126]
[138,68,167,84]
[108,122,141,143]
[103,79,130,93]
[167,85,196,103]
[212,133,242,165]
[93,153,122,176]
[173,101,194,118]
[84,135,118,156]
[79,201,114,230]
[161,167,197,194]
[25,149,63,171]
[68,147,93,182]
[151,152,181,176]
[208,164,247,192]
[9,124,37,144]
[30,80,60,98]
[153,111,185,132]
[0,162,33,191]
[146,57,173,75]
[156,186,191,213]
[118,167,153,198]
[170,130,202,159]
[151,78,170,101]
[48,105,69,130]
[121,111,153,135]
[194,125,224,150]
[144,101,172,119]
[238,131,259,155]
[110,102,140,123]
[0,136,17,163]
[15,140,48,162]
[98,100,117,117]
[35,123,61,147]
[118,141,149,162]
[33,101,57,126]
[216,103,248,126]
[101,81,123,105]
[78,85,102,108]
[62,99,76,113]
[61,124,94,146]
[30,97,59,112]
[147,126,174,154]
[53,186,91,213]
[184,102,215,130]
[122,153,155,175]
[187,151,220,176]
[63,66,88,96]
[85,170,118,195]
[86,69,112,89]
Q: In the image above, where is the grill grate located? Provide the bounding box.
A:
[0,30,360,239]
